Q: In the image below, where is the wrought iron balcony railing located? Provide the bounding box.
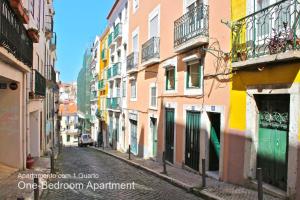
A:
[114,23,122,40]
[45,15,53,39]
[101,48,107,60]
[142,37,160,63]
[106,97,120,110]
[127,52,139,71]
[112,62,121,77]
[50,32,57,51]
[108,32,113,47]
[30,69,46,97]
[107,67,112,79]
[174,4,209,48]
[0,0,33,67]
[51,66,56,83]
[98,80,105,90]
[231,0,300,63]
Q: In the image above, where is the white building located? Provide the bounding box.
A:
[106,0,129,151]
[89,37,101,143]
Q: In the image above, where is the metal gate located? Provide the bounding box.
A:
[165,108,174,163]
[185,111,201,171]
[256,94,289,190]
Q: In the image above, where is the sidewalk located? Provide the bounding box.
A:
[91,146,281,200]
[0,154,55,200]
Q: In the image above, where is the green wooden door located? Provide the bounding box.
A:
[256,94,289,191]
[208,113,220,171]
[165,108,174,163]
[185,111,201,171]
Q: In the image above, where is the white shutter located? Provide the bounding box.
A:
[133,34,138,51]
[150,15,159,38]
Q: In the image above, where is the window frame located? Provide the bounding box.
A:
[130,79,137,101]
[149,83,157,109]
[186,62,201,89]
[166,67,175,91]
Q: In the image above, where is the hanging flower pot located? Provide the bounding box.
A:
[27,28,40,43]
[9,0,29,24]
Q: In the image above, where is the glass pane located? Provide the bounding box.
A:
[189,63,200,88]
[150,15,159,38]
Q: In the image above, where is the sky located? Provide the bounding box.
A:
[54,0,115,83]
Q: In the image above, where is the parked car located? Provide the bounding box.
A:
[78,134,94,147]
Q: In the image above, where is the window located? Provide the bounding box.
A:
[67,135,70,142]
[166,68,175,90]
[150,86,157,108]
[133,0,139,13]
[122,80,126,97]
[116,82,120,97]
[133,34,138,51]
[149,14,159,38]
[131,80,136,99]
[30,0,35,17]
[186,62,201,88]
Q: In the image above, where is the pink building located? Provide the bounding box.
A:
[125,0,231,179]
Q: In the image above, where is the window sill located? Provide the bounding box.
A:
[149,106,158,111]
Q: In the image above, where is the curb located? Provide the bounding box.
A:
[90,147,222,200]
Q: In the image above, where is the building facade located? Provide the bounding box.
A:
[90,37,101,142]
[98,28,110,147]
[229,0,300,198]
[125,0,230,180]
[106,0,129,152]
[0,0,58,170]
[59,83,78,147]
[77,50,92,135]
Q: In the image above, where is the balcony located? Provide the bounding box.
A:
[231,0,300,69]
[112,62,121,79]
[0,0,33,67]
[106,97,121,111]
[98,80,105,90]
[50,32,57,51]
[127,52,139,74]
[174,4,209,52]
[90,91,98,102]
[45,15,53,39]
[113,23,122,41]
[107,67,112,80]
[51,66,56,83]
[30,69,46,98]
[107,32,114,48]
[101,48,108,60]
[141,37,160,66]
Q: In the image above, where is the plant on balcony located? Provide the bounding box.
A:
[27,28,40,43]
[9,0,29,24]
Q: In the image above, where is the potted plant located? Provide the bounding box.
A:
[9,0,29,24]
[26,154,34,169]
[27,28,40,43]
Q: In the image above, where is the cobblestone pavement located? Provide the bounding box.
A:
[41,147,203,200]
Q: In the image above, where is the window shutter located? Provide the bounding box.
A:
[150,15,159,38]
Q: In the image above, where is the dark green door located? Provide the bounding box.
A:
[256,94,289,191]
[165,108,174,163]
[185,111,201,171]
[208,113,221,171]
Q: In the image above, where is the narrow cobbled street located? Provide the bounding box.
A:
[41,147,203,200]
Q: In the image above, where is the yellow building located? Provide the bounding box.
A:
[228,0,300,198]
[98,27,110,147]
